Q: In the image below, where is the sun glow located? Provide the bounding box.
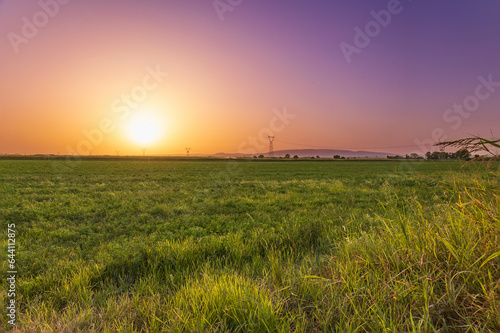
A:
[126,112,164,146]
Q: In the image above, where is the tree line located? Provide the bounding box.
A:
[387,149,473,160]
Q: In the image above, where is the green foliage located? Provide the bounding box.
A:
[167,272,284,331]
[0,160,498,331]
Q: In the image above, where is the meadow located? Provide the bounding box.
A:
[1,159,499,332]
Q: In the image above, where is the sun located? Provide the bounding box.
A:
[126,112,163,146]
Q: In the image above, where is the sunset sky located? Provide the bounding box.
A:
[1,0,499,156]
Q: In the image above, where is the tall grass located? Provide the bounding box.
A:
[296,182,500,331]
[1,160,498,331]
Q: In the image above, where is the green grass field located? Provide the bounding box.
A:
[1,159,499,332]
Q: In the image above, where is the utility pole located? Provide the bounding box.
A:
[186,147,191,157]
[268,136,275,157]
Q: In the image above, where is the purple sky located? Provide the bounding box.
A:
[0,0,499,155]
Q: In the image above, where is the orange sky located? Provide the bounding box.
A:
[1,0,499,156]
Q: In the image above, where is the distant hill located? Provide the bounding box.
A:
[212,149,393,158]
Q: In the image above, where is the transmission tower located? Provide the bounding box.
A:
[268,136,275,157]
[141,148,147,157]
[186,147,191,156]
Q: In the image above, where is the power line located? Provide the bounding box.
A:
[268,136,275,157]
